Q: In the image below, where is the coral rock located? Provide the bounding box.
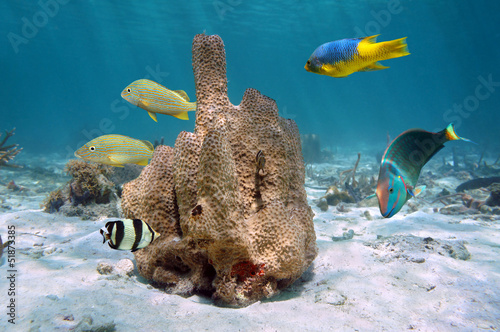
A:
[121,34,317,307]
[0,128,22,168]
[485,183,500,207]
[43,160,120,218]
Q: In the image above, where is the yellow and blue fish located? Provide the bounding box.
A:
[121,79,196,122]
[375,124,472,218]
[305,35,409,78]
[74,134,154,167]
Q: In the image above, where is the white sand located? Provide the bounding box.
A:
[0,155,499,331]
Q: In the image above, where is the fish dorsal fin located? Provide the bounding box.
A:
[141,140,154,152]
[408,185,426,197]
[172,111,189,120]
[174,90,190,101]
[147,111,158,122]
[363,34,379,44]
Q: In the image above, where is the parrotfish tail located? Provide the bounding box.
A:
[444,123,474,143]
[382,37,410,60]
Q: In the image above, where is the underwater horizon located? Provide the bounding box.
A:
[2,0,500,161]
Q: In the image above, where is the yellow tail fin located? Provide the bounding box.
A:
[382,37,410,59]
[444,123,473,143]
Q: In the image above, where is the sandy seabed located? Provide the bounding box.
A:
[0,152,499,331]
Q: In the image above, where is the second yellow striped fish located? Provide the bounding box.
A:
[74,134,154,167]
[121,79,196,122]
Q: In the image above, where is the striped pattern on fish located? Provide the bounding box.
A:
[121,79,196,122]
[74,134,154,167]
[100,219,160,252]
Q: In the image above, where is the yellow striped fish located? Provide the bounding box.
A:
[121,79,196,122]
[74,134,154,167]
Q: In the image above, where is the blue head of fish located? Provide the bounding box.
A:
[305,53,323,74]
[305,39,360,75]
[375,164,409,218]
[305,43,333,74]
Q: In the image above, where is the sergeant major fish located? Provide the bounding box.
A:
[100,219,160,252]
[375,124,472,218]
[74,134,154,167]
[305,35,409,78]
[121,79,196,122]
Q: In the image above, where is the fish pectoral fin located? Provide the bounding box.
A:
[364,193,376,200]
[137,99,150,109]
[408,185,426,197]
[135,159,149,166]
[147,111,158,122]
[107,156,124,167]
[320,63,340,76]
[172,111,189,120]
[359,62,389,72]
[174,90,190,101]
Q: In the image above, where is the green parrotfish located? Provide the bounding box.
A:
[376,124,472,218]
[74,134,154,167]
[121,79,196,122]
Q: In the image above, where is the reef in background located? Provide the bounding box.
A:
[43,160,119,218]
[301,133,334,164]
[121,34,317,307]
[0,128,22,168]
[43,160,142,218]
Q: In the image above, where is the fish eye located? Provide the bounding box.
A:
[89,146,95,151]
[388,187,394,193]
[127,88,131,93]
[307,60,311,65]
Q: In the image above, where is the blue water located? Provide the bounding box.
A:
[2,1,500,159]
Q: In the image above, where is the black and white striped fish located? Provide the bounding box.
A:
[100,219,160,252]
